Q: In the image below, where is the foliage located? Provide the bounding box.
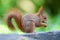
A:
[0,0,60,34]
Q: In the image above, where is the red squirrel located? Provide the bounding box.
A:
[5,7,47,33]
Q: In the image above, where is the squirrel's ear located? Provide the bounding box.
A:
[37,6,43,17]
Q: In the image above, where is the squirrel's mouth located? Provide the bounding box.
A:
[42,21,46,23]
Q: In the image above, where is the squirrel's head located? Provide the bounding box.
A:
[36,6,47,27]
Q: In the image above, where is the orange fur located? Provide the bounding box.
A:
[5,7,47,33]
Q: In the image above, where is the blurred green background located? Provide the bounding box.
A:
[0,0,60,34]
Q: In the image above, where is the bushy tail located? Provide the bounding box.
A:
[5,8,24,31]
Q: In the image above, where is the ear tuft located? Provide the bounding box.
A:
[37,6,43,16]
[38,6,43,13]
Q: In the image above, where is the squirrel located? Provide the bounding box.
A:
[5,6,47,33]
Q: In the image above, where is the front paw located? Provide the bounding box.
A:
[41,23,47,27]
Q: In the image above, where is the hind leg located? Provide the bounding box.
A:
[24,20,35,33]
